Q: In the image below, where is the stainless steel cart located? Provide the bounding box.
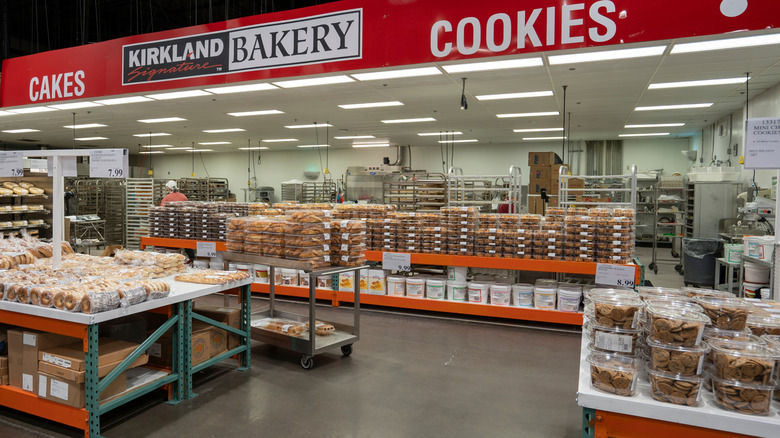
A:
[223,252,364,369]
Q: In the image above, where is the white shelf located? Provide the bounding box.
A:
[577,336,780,437]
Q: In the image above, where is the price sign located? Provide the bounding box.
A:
[382,252,411,272]
[595,263,636,288]
[744,118,780,169]
[0,151,24,177]
[89,149,128,178]
[196,241,218,258]
[47,156,78,177]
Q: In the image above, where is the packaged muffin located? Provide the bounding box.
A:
[694,296,752,330]
[646,305,710,347]
[710,374,774,415]
[647,366,705,406]
[646,336,709,376]
[587,352,639,396]
[708,338,776,384]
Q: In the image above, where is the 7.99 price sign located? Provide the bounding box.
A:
[89,149,128,178]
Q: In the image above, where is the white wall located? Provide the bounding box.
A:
[143,137,693,200]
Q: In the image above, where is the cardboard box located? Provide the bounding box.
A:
[529,196,546,215]
[193,305,241,350]
[528,151,562,166]
[39,338,140,372]
[101,244,123,257]
[0,375,8,386]
[39,354,148,383]
[0,329,7,355]
[0,355,7,369]
[193,322,227,358]
[568,178,586,189]
[9,329,74,393]
[38,371,126,408]
[147,330,211,368]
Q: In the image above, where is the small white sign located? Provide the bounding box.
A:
[0,151,24,177]
[744,117,780,169]
[594,331,633,354]
[382,252,411,272]
[89,149,128,178]
[47,156,78,177]
[196,241,218,258]
[29,158,47,173]
[595,263,636,288]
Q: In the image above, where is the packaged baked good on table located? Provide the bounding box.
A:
[647,366,705,406]
[693,296,751,330]
[285,209,331,224]
[587,352,639,396]
[746,314,780,336]
[262,243,285,257]
[646,305,709,347]
[710,374,774,415]
[497,214,520,230]
[592,296,644,329]
[544,207,566,221]
[612,208,635,219]
[587,207,612,218]
[590,323,643,355]
[646,336,710,376]
[708,338,776,384]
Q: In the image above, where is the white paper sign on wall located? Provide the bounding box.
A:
[744,117,780,169]
[0,151,24,177]
[595,263,636,288]
[89,149,128,178]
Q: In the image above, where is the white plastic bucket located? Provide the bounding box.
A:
[387,276,406,296]
[254,264,270,283]
[512,283,534,307]
[236,264,250,277]
[744,281,769,299]
[448,282,468,301]
[744,263,771,283]
[406,278,425,298]
[447,266,468,283]
[298,270,310,287]
[281,268,298,286]
[724,244,743,263]
[426,279,446,300]
[468,282,489,304]
[557,288,582,312]
[535,286,557,309]
[490,284,511,306]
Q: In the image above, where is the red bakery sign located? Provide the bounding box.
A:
[2,0,776,107]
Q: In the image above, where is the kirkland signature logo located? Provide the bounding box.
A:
[122,9,362,84]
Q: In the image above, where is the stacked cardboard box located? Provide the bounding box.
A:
[8,329,74,394]
[147,316,230,368]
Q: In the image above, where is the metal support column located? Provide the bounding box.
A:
[353,268,360,338]
[582,408,596,438]
[168,302,185,403]
[183,301,196,399]
[85,324,100,438]
[239,284,251,371]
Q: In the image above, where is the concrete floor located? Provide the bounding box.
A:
[0,246,685,438]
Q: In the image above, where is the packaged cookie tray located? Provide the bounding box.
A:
[647,366,705,406]
[647,337,709,376]
[475,249,503,257]
[710,374,774,415]
[593,298,644,329]
[284,223,331,234]
[587,352,639,397]
[708,338,777,384]
[596,256,634,264]
[694,296,752,331]
[646,305,710,345]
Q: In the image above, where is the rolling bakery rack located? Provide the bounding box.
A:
[0,276,253,438]
[222,252,363,369]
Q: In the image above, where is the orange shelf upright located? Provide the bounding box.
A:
[140,237,226,251]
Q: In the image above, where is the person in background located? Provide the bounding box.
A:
[161,180,187,205]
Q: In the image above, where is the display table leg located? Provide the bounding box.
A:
[183,301,197,399]
[239,284,251,371]
[85,324,101,438]
[167,302,185,405]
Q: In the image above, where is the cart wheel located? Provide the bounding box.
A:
[679,268,685,276]
[300,355,314,370]
[674,264,683,273]
[671,251,679,258]
[341,344,353,357]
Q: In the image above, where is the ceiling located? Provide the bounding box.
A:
[1,28,780,155]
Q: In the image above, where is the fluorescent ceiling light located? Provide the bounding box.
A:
[334,135,376,140]
[619,133,670,137]
[648,77,748,89]
[228,109,284,117]
[625,123,685,128]
[635,103,712,111]
[338,101,404,109]
[274,75,354,88]
[205,83,277,94]
[146,90,212,100]
[672,34,780,54]
[476,91,553,101]
[285,124,333,129]
[141,144,173,148]
[138,117,186,123]
[523,136,566,141]
[262,138,298,142]
[63,123,107,129]
[2,129,40,133]
[139,151,165,154]
[238,147,269,150]
[497,111,559,118]
[549,46,666,65]
[47,101,103,110]
[7,106,58,114]
[94,96,153,105]
[189,149,213,152]
[418,131,462,136]
[74,137,108,141]
[198,141,231,145]
[437,139,478,144]
[297,144,330,148]
[513,127,563,133]
[381,117,436,124]
[133,133,171,137]
[203,128,246,133]
[353,143,390,148]
[352,67,441,81]
[443,58,543,73]
[166,147,194,150]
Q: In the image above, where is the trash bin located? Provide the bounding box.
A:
[683,238,723,287]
